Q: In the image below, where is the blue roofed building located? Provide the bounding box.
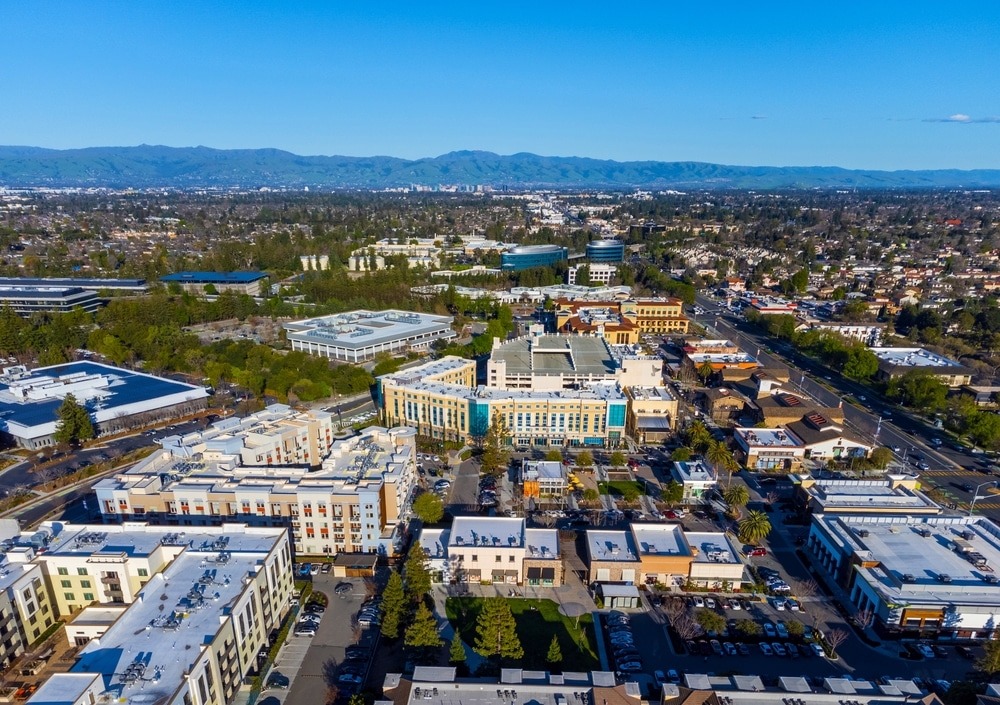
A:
[0,362,209,449]
[160,271,268,296]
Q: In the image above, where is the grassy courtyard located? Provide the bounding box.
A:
[445,597,600,671]
[597,480,646,500]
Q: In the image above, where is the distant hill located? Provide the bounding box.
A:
[0,145,998,189]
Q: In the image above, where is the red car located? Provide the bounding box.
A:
[747,547,767,557]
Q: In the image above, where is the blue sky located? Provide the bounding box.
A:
[2,2,999,170]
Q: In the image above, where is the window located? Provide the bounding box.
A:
[495,556,502,563]
[77,568,88,576]
[64,593,75,602]
[509,556,516,563]
[471,555,478,563]
[137,568,148,577]
[57,567,68,576]
[60,580,71,589]
[80,581,91,589]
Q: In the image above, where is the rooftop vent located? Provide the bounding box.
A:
[983,575,999,584]
[902,574,916,583]
[937,574,952,583]
[856,529,870,538]
[917,528,932,538]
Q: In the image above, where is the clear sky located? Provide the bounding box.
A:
[3,2,999,170]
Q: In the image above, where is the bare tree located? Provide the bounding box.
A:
[670,610,702,641]
[766,491,779,506]
[363,577,378,598]
[825,628,849,657]
[351,622,363,644]
[794,578,820,600]
[854,608,875,630]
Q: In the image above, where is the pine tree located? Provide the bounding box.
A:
[380,572,406,639]
[54,393,95,446]
[448,635,467,664]
[480,415,510,476]
[404,603,443,656]
[405,541,432,602]
[473,597,524,661]
[546,635,563,667]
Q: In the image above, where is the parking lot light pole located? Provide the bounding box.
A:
[968,480,997,516]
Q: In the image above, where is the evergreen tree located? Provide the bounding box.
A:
[54,393,95,446]
[546,635,563,667]
[473,597,524,661]
[480,414,510,476]
[405,541,432,602]
[448,635,467,665]
[380,572,406,639]
[404,603,443,657]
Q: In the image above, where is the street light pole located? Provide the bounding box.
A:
[969,480,997,516]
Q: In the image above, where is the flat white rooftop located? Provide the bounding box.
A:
[628,386,676,401]
[449,517,526,549]
[802,477,939,512]
[686,532,740,564]
[630,524,688,557]
[736,427,803,448]
[40,521,286,558]
[869,347,964,369]
[284,309,454,350]
[672,460,716,483]
[818,515,1000,605]
[586,530,638,562]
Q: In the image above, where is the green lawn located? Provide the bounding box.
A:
[445,597,600,671]
[598,480,645,498]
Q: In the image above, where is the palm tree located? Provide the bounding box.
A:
[737,510,772,546]
[697,361,715,385]
[724,483,750,510]
[684,421,712,454]
[706,439,738,488]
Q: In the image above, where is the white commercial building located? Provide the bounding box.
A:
[284,309,456,362]
[670,460,718,504]
[869,347,972,387]
[807,514,1000,638]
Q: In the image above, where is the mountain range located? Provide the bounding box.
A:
[0,145,998,190]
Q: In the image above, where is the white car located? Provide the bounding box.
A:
[693,596,705,608]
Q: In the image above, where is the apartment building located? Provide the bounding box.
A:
[94,412,418,557]
[0,554,53,670]
[554,298,689,340]
[26,522,292,705]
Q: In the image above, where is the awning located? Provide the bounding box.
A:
[505,569,518,578]
[541,567,555,579]
[526,567,542,579]
[492,570,506,579]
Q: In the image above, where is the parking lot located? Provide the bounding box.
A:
[282,575,379,705]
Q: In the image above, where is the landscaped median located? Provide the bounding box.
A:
[445,597,600,672]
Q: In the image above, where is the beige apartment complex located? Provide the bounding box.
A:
[95,407,419,557]
[24,522,292,705]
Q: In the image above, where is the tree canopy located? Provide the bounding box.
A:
[473,598,524,661]
[412,492,444,525]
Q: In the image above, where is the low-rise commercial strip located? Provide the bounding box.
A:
[416,517,563,587]
[795,474,941,516]
[585,523,747,590]
[95,406,418,557]
[807,514,1000,639]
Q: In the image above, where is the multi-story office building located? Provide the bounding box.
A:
[586,239,625,263]
[284,309,455,362]
[0,277,148,293]
[566,262,618,286]
[486,334,662,391]
[25,522,292,705]
[500,245,568,271]
[94,408,417,557]
[160,271,269,296]
[0,286,102,316]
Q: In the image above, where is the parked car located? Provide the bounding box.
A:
[763,622,777,638]
[710,639,723,655]
[917,643,936,659]
[772,642,787,657]
[747,547,767,557]
[811,643,825,657]
[787,643,800,658]
[775,622,789,639]
[723,642,737,656]
[759,643,773,656]
[266,672,290,689]
[737,643,750,656]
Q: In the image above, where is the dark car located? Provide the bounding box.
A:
[346,645,370,660]
[266,672,290,689]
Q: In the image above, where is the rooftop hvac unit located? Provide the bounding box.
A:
[902,573,916,583]
[983,575,999,584]
[937,574,952,583]
[856,529,870,538]
[917,528,932,538]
